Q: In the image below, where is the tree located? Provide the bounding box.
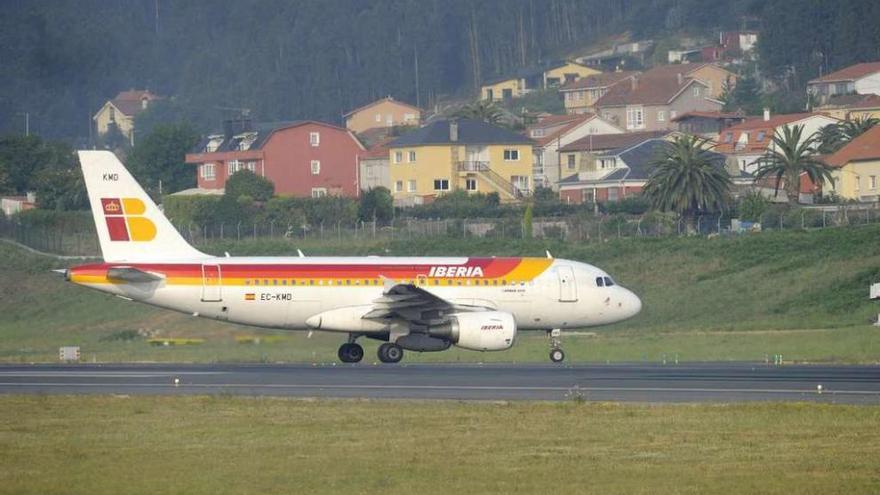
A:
[721,75,762,115]
[127,123,200,197]
[358,187,393,223]
[817,117,879,154]
[33,167,88,210]
[753,124,832,205]
[224,169,274,202]
[643,135,732,230]
[0,135,76,194]
[453,101,504,125]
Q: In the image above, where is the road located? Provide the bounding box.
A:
[0,363,878,403]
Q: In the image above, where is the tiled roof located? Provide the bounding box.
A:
[714,113,837,154]
[343,96,420,118]
[526,114,596,147]
[388,119,532,147]
[671,111,746,122]
[559,71,639,91]
[558,130,668,152]
[825,125,880,167]
[809,62,880,83]
[193,120,355,154]
[361,137,395,159]
[592,64,711,107]
[109,90,160,116]
[482,60,580,86]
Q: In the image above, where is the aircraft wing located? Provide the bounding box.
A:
[362,283,490,325]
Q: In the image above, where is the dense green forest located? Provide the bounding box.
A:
[1,0,879,140]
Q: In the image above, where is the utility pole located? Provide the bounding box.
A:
[414,45,421,109]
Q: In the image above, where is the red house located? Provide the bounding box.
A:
[185,120,365,198]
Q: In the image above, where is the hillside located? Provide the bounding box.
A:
[1,225,879,363]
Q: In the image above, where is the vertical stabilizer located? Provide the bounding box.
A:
[77,150,210,262]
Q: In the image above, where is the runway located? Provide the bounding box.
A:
[1,362,878,403]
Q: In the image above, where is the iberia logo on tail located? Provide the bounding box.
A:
[100,198,157,242]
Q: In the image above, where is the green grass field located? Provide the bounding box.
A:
[0,396,878,494]
[2,225,880,363]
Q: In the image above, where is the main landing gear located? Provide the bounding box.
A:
[338,335,364,363]
[548,328,565,363]
[377,342,404,364]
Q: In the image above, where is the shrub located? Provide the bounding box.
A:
[225,170,274,202]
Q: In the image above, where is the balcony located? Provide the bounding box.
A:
[457,161,490,172]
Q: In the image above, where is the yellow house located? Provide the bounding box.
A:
[481,60,600,101]
[817,95,880,121]
[387,119,534,205]
[344,96,421,134]
[686,63,737,100]
[93,90,160,143]
[825,124,880,201]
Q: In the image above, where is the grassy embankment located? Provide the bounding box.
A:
[1,225,880,363]
[0,395,878,494]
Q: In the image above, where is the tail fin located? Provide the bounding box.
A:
[78,150,210,262]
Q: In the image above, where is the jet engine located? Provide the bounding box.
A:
[429,311,516,351]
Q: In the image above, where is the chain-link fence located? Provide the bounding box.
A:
[2,205,879,257]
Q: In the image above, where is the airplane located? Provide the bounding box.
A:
[62,151,642,363]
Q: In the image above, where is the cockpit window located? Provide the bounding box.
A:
[604,277,615,287]
[595,277,604,287]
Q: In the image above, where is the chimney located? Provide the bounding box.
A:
[223,120,234,140]
[630,75,639,91]
[449,120,459,142]
[677,72,683,85]
[763,107,771,121]
[141,96,149,110]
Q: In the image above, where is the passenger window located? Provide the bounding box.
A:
[604,277,615,287]
[596,277,604,287]
[245,280,251,286]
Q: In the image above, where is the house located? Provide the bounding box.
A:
[93,90,161,144]
[386,118,533,205]
[1,193,36,216]
[702,31,759,63]
[808,62,880,106]
[480,61,600,101]
[344,97,421,134]
[557,131,670,180]
[672,111,748,139]
[578,40,655,70]
[559,71,640,114]
[525,113,622,189]
[185,120,365,198]
[714,111,838,173]
[558,138,750,204]
[816,94,880,121]
[593,64,727,132]
[358,138,393,192]
[823,124,880,202]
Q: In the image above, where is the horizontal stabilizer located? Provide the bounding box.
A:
[107,267,164,283]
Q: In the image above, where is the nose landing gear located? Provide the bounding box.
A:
[548,328,565,363]
[338,334,364,363]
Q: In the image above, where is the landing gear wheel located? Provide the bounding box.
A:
[547,328,565,363]
[549,348,565,363]
[338,343,364,363]
[378,343,404,364]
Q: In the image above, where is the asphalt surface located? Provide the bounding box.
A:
[0,362,878,403]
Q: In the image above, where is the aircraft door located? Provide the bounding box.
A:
[201,264,222,302]
[557,266,577,302]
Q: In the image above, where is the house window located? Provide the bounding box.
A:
[395,180,403,192]
[600,158,616,169]
[670,110,677,119]
[626,106,644,130]
[567,154,576,170]
[309,132,320,147]
[692,86,701,97]
[608,187,619,201]
[433,179,450,191]
[404,113,416,121]
[201,163,216,180]
[245,161,256,172]
[466,179,477,191]
[855,176,861,191]
[724,132,733,143]
[311,160,321,175]
[408,150,416,162]
[227,160,241,176]
[407,179,417,192]
[109,107,116,122]
[394,151,403,164]
[872,176,877,190]
[503,149,520,161]
[657,110,666,122]
[531,129,545,138]
[375,114,382,122]
[757,131,766,142]
[311,188,327,198]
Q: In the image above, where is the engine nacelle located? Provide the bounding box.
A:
[435,311,516,351]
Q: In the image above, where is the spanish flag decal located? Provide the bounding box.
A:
[100,198,156,242]
[244,293,256,301]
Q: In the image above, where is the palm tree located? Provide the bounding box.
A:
[753,124,832,205]
[643,135,732,231]
[817,116,879,154]
[454,100,504,125]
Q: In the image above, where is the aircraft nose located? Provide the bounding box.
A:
[621,288,642,319]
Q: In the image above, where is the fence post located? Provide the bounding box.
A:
[220,223,224,239]
[696,216,702,234]
[778,212,783,230]
[253,223,257,240]
[801,210,805,229]
[717,213,722,234]
[270,221,275,238]
[822,210,826,228]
